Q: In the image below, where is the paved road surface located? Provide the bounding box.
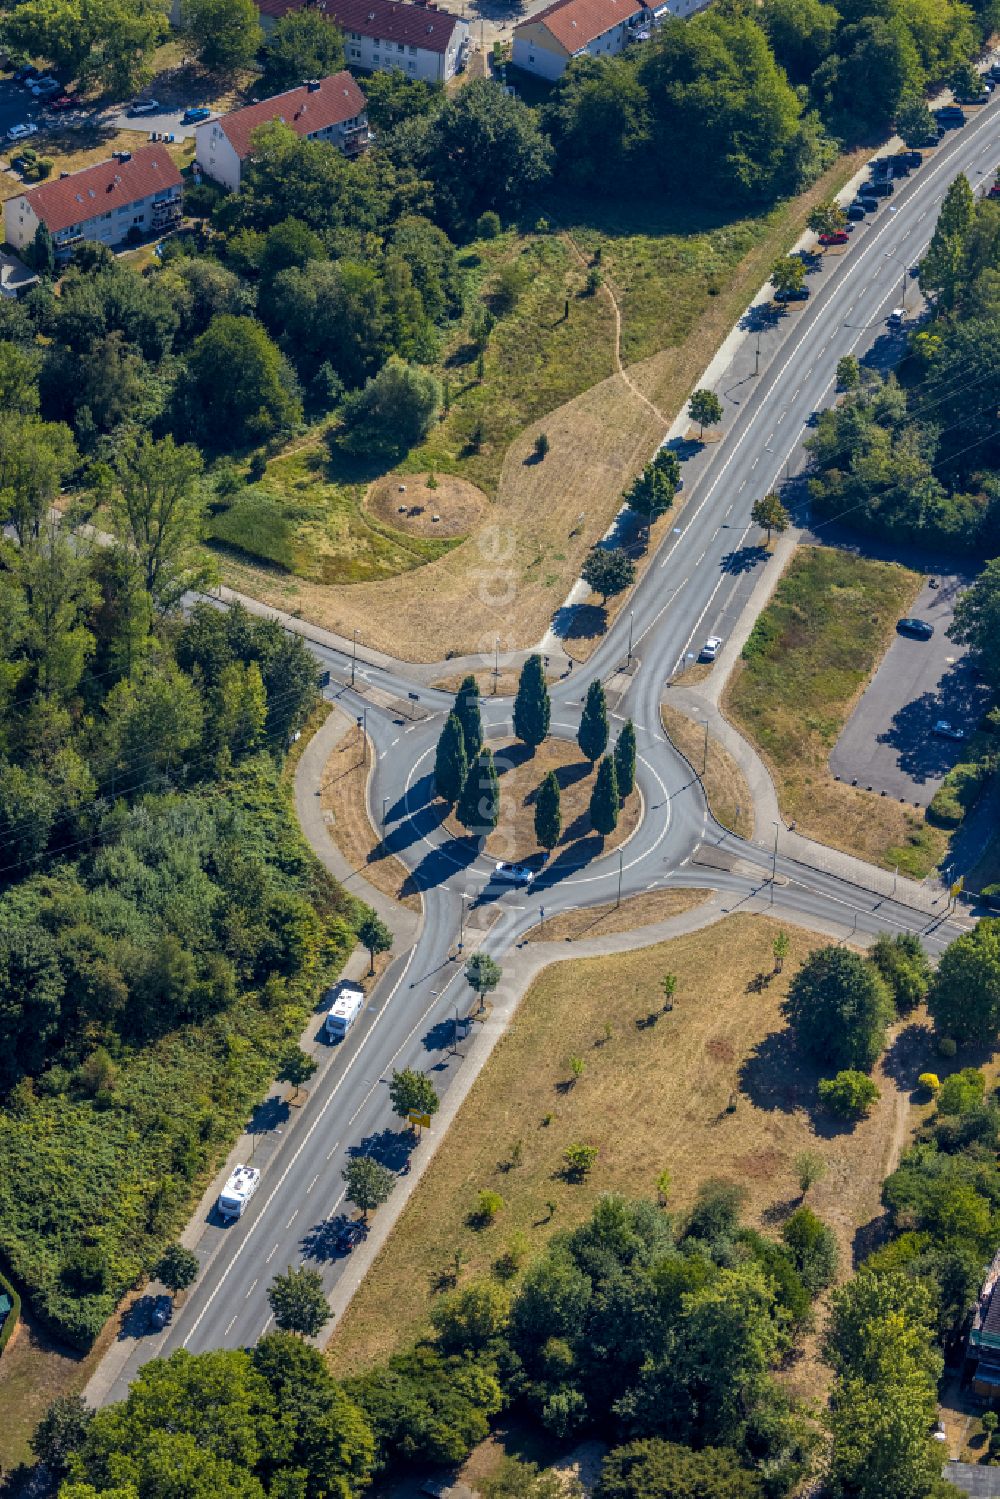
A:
[93,90,1000,1403]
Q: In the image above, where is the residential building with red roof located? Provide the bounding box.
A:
[4,144,182,259]
[194,71,370,193]
[256,0,469,84]
[512,0,706,80]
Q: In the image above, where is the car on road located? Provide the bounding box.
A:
[336,1219,368,1253]
[819,230,850,245]
[150,1294,172,1329]
[7,123,38,141]
[181,106,211,123]
[493,861,535,886]
[933,720,966,740]
[129,98,161,115]
[897,617,934,639]
[47,93,81,111]
[775,285,809,302]
[699,635,723,661]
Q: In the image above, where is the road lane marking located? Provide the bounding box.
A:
[307,1174,319,1193]
[286,1210,298,1228]
[265,1243,279,1264]
[246,1279,257,1297]
[225,1315,237,1335]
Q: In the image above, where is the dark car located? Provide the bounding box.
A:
[864,178,894,198]
[150,1294,172,1329]
[897,617,934,640]
[935,105,966,125]
[775,286,809,302]
[898,150,922,170]
[847,202,868,221]
[336,1219,368,1253]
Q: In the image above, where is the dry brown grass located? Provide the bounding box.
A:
[523,886,710,943]
[366,473,487,539]
[661,704,754,839]
[447,737,641,864]
[319,729,421,913]
[431,670,529,698]
[328,914,924,1380]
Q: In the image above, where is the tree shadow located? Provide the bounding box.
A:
[720,543,768,576]
[740,302,784,334]
[738,1028,854,1137]
[247,1094,291,1131]
[346,1125,410,1170]
[853,1209,894,1268]
[493,741,536,775]
[399,836,481,898]
[877,668,989,784]
[301,1214,350,1263]
[549,601,608,642]
[882,1020,933,1089]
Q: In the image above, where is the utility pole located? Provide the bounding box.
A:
[351,627,359,687]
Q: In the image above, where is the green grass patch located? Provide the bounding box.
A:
[213,446,461,585]
[404,229,615,494]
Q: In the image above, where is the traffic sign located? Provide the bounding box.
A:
[950,877,964,899]
[408,1110,432,1129]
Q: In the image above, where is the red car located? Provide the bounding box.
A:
[819,230,850,245]
[47,94,81,111]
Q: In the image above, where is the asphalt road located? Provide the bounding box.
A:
[97,91,1000,1400]
[107,104,211,139]
[830,573,989,802]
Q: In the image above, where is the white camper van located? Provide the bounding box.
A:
[325,981,365,1041]
[217,1163,260,1220]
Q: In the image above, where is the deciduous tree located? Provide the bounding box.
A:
[342,1155,395,1220]
[751,492,790,545]
[357,912,393,975]
[155,1243,199,1294]
[581,546,635,607]
[182,0,262,71]
[388,1068,439,1122]
[688,388,722,437]
[783,946,893,1071]
[267,1264,330,1337]
[465,951,501,1010]
[262,6,344,91]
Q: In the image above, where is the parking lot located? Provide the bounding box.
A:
[829,572,988,804]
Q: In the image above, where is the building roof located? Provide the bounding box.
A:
[257,0,463,54]
[943,1462,1000,1497]
[211,71,367,159]
[19,145,182,234]
[516,0,643,51]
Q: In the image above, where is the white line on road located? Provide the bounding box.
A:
[225,1315,237,1335]
[307,1174,319,1193]
[286,1210,298,1228]
[265,1243,279,1264]
[246,1279,257,1297]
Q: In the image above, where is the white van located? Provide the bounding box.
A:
[217,1163,260,1220]
[325,981,365,1041]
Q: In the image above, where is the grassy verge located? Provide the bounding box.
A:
[661,704,754,839]
[327,914,920,1390]
[523,886,710,943]
[320,722,421,913]
[725,546,948,876]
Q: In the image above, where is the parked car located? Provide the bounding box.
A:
[29,77,60,96]
[847,202,868,221]
[46,92,81,111]
[181,106,211,123]
[933,720,966,741]
[493,861,535,886]
[699,635,724,661]
[935,105,966,125]
[775,285,809,302]
[897,617,933,639]
[150,1295,172,1329]
[865,178,894,198]
[128,98,160,115]
[887,307,906,328]
[7,123,38,141]
[336,1220,368,1253]
[819,230,849,245]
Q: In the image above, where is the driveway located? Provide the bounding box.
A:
[829,572,988,805]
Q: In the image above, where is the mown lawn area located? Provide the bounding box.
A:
[327,914,920,1394]
[725,545,948,876]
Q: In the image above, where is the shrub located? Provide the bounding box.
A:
[562,1143,598,1181]
[818,1070,880,1119]
[918,1073,940,1093]
[936,1067,985,1115]
[938,1036,958,1058]
[473,1190,505,1226]
[928,759,990,828]
[476,210,501,239]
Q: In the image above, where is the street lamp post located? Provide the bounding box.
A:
[627,610,634,669]
[382,795,389,828]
